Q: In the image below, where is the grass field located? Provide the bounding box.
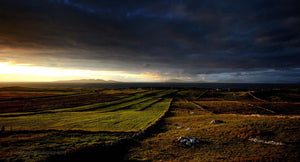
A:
[127,97,300,161]
[198,91,254,101]
[1,131,133,162]
[194,101,272,114]
[0,87,175,161]
[0,89,175,131]
[0,87,299,161]
[252,89,300,102]
[0,87,145,113]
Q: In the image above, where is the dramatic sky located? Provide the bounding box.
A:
[0,0,299,82]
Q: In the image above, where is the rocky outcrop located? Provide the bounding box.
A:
[177,136,199,147]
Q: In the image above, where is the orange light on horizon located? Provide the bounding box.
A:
[0,62,163,82]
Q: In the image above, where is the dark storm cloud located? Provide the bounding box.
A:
[0,0,299,82]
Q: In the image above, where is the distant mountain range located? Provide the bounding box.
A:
[55,79,120,83]
[55,79,207,83]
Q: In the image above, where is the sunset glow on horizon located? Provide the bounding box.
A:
[0,62,163,82]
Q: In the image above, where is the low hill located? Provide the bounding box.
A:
[55,79,120,83]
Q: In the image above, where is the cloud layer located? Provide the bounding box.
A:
[0,0,299,82]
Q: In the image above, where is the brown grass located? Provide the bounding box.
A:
[127,98,300,161]
[0,92,127,113]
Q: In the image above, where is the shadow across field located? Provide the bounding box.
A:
[45,138,138,162]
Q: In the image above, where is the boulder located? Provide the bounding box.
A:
[177,136,199,147]
[177,126,183,129]
[210,120,224,124]
[186,128,192,130]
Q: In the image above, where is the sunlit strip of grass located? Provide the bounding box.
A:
[94,96,155,113]
[136,98,163,111]
[0,98,173,132]
[93,90,176,113]
[62,90,162,112]
[0,90,159,117]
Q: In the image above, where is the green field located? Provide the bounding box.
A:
[0,90,175,131]
[1,131,131,162]
[0,88,175,161]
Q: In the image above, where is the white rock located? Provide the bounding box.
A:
[177,136,200,147]
[210,120,224,124]
[190,138,196,143]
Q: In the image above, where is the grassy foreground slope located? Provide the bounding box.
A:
[127,90,300,161]
[1,131,132,162]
